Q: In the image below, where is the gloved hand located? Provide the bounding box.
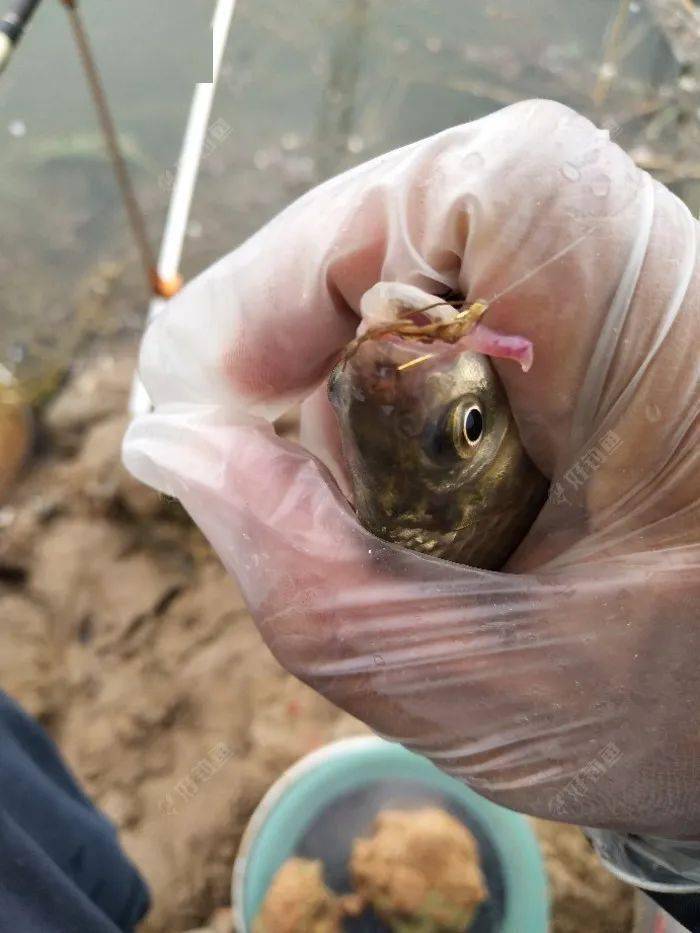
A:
[124,100,699,846]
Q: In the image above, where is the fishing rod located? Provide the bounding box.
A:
[0,0,238,415]
[0,0,43,74]
[128,0,238,415]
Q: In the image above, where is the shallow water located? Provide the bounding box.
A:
[0,0,696,395]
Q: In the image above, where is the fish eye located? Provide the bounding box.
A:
[462,406,483,446]
[436,399,486,461]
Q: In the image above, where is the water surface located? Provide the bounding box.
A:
[0,0,695,392]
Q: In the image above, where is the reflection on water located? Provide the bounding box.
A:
[0,0,697,397]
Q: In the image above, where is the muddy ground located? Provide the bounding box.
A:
[0,350,634,932]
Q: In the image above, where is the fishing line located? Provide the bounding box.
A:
[593,0,633,107]
[485,227,597,308]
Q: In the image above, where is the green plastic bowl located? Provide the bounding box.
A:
[233,736,549,932]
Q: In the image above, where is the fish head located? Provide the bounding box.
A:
[328,337,548,569]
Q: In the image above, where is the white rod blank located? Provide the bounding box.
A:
[129,0,237,415]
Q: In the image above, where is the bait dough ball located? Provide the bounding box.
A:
[350,807,488,932]
[253,857,343,933]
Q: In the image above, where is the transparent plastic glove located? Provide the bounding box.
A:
[123,101,699,848]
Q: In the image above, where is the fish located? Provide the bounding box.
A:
[328,335,549,571]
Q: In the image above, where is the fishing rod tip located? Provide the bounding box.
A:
[150,270,184,299]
